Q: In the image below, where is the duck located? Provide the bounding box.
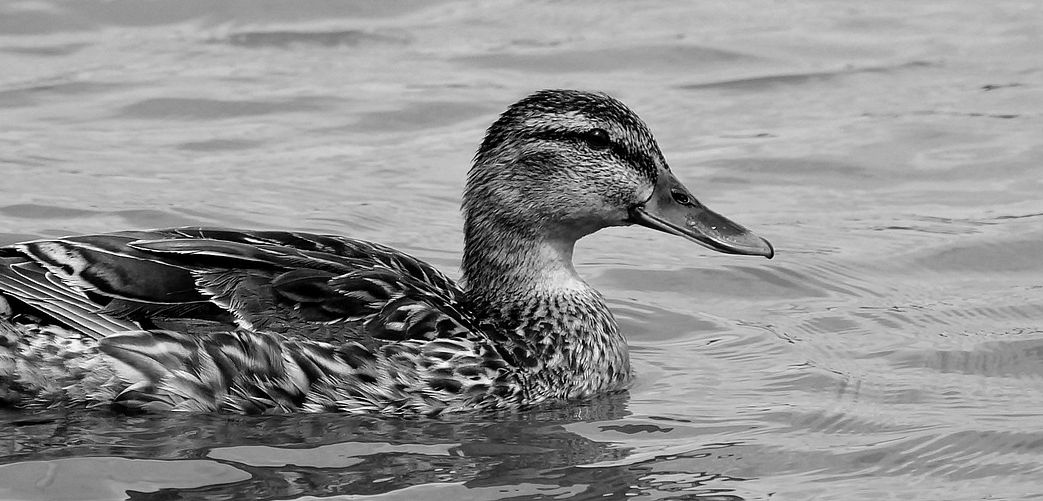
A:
[0,89,773,415]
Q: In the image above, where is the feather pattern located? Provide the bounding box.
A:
[0,90,772,414]
[0,224,553,414]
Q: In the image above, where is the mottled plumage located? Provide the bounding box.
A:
[0,90,773,415]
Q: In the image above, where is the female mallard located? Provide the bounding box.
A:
[0,90,772,415]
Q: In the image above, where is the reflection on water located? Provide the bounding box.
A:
[1,0,1042,499]
[1,397,644,499]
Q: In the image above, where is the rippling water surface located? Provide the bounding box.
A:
[2,1,1042,499]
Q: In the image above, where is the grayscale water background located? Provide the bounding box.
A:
[1,1,1041,499]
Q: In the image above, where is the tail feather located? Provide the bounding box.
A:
[0,319,113,408]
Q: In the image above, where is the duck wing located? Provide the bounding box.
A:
[0,227,471,344]
[0,256,139,340]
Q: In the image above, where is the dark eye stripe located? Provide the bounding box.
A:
[531,129,632,159]
[526,128,660,181]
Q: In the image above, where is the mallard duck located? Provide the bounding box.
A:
[0,90,773,415]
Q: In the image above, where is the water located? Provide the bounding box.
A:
[1,0,1041,499]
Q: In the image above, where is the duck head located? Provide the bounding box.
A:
[462,89,773,282]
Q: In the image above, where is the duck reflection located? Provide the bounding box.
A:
[0,394,750,500]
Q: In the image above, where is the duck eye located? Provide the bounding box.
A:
[671,189,692,205]
[584,128,611,150]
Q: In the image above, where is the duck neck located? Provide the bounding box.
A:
[462,224,581,303]
[461,222,631,398]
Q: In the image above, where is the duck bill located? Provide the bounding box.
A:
[629,169,774,258]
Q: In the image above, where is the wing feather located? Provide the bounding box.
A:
[0,259,137,338]
[1,227,473,346]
